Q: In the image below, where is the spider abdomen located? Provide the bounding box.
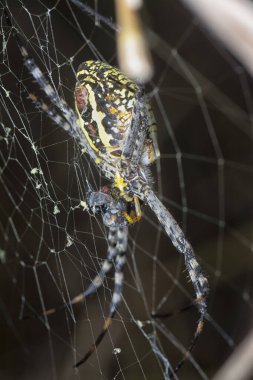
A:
[74,60,159,166]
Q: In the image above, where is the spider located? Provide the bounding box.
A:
[7,12,209,374]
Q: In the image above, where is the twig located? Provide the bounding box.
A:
[213,329,253,380]
[181,0,253,77]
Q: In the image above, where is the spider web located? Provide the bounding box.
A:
[0,1,253,379]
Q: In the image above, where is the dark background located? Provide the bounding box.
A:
[0,1,253,379]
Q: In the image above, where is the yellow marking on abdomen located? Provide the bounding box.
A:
[86,84,119,151]
[74,103,99,153]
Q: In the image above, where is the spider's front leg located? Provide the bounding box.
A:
[5,11,97,162]
[121,88,150,167]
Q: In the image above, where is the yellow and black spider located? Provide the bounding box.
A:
[7,13,209,375]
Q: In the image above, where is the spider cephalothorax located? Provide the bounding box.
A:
[86,186,135,228]
[7,11,209,374]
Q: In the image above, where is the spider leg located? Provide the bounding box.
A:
[121,89,150,166]
[152,302,194,319]
[123,195,142,224]
[23,228,118,319]
[27,93,99,164]
[5,11,97,161]
[74,226,128,367]
[71,227,119,300]
[8,21,75,121]
[144,188,208,371]
[27,94,78,138]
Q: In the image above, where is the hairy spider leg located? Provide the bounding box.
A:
[152,302,194,319]
[75,226,128,367]
[26,92,99,164]
[22,228,119,320]
[121,88,145,160]
[5,11,97,161]
[144,188,208,375]
[121,89,151,167]
[118,89,151,223]
[27,94,82,140]
[74,227,119,298]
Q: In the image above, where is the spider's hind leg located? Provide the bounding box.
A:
[72,227,119,301]
[74,226,128,367]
